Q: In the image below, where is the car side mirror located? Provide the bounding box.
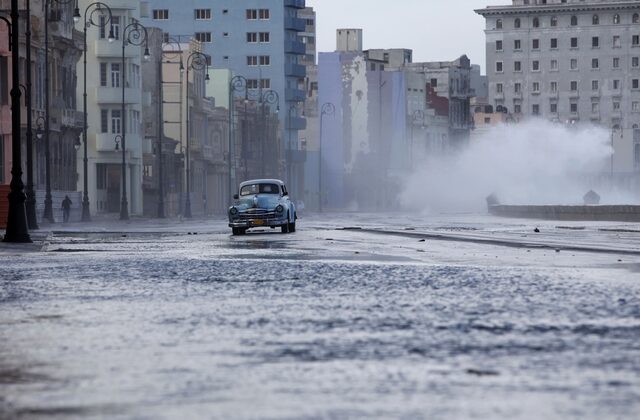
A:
[233,194,239,200]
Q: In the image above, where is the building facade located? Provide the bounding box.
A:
[75,0,145,216]
[476,0,640,173]
[142,0,308,198]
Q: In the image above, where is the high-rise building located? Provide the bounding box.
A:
[141,0,308,197]
[476,0,640,173]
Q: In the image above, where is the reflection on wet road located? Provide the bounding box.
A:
[1,215,639,419]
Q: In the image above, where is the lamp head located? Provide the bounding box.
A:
[143,47,151,61]
[205,73,210,83]
[179,60,185,74]
[73,7,81,23]
[74,137,81,151]
[108,27,115,43]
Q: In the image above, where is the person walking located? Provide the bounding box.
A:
[61,195,72,223]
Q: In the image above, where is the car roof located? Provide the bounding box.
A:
[239,179,285,188]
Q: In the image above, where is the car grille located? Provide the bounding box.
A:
[237,209,277,220]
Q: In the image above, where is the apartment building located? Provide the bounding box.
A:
[476,0,640,173]
[142,0,308,197]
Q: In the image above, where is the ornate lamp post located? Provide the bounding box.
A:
[319,102,335,213]
[182,51,209,218]
[73,1,114,222]
[3,0,30,242]
[260,90,279,177]
[117,21,150,221]
[228,75,247,205]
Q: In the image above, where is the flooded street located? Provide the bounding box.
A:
[1,214,640,419]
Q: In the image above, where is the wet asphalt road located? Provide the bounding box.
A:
[1,214,639,419]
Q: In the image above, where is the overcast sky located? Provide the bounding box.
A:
[305,0,492,73]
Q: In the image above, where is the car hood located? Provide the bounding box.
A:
[235,194,281,210]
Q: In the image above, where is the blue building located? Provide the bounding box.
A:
[141,0,307,195]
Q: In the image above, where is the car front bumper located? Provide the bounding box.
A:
[228,217,287,229]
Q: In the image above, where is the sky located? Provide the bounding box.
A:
[305,0,493,73]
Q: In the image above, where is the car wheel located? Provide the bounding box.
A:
[232,227,240,235]
[281,223,289,233]
[289,221,296,232]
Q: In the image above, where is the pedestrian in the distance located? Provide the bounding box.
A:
[61,195,72,223]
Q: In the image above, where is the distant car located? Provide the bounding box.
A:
[228,179,297,235]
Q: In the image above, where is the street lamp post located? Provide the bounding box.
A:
[260,90,279,177]
[118,21,150,221]
[3,0,31,242]
[319,102,335,213]
[74,2,114,222]
[182,51,209,218]
[229,75,247,205]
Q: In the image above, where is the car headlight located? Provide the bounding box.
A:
[229,207,238,216]
[275,205,284,213]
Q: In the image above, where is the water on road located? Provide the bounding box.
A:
[1,214,639,419]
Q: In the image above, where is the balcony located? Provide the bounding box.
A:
[96,133,119,152]
[285,40,305,55]
[285,17,306,32]
[284,0,305,9]
[285,63,306,78]
[95,39,139,59]
[95,87,141,105]
[61,109,84,129]
[285,88,305,102]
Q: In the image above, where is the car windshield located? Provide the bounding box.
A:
[240,183,280,196]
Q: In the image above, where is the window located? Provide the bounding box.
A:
[570,103,578,113]
[496,19,503,29]
[514,39,521,50]
[592,58,599,69]
[533,17,539,28]
[532,82,540,92]
[247,56,258,66]
[550,103,558,113]
[551,16,557,27]
[571,37,578,48]
[613,57,620,68]
[260,79,270,89]
[532,60,540,71]
[101,109,108,133]
[514,104,521,114]
[550,81,558,92]
[110,63,120,87]
[496,61,503,72]
[100,63,107,87]
[613,79,621,89]
[514,83,521,93]
[592,37,599,48]
[592,80,599,90]
[634,35,640,46]
[259,32,270,43]
[259,55,270,66]
[550,38,558,49]
[613,101,621,111]
[571,15,578,26]
[111,110,121,134]
[571,80,578,91]
[634,13,640,24]
[593,14,599,25]
[100,15,120,40]
[613,36,621,48]
[246,9,258,20]
[515,18,521,29]
[194,9,211,20]
[259,9,270,19]
[614,14,620,24]
[194,32,212,43]
[0,56,7,105]
[247,32,257,43]
[153,9,168,20]
[496,40,503,51]
[633,57,639,68]
[247,79,259,89]
[532,39,539,50]
[570,58,578,70]
[0,136,3,183]
[514,61,522,72]
[634,79,640,89]
[592,102,599,113]
[496,83,503,93]
[550,59,558,70]
[532,104,540,115]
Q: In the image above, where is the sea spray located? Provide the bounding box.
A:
[400,120,614,212]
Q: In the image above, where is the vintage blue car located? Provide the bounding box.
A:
[228,179,297,235]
